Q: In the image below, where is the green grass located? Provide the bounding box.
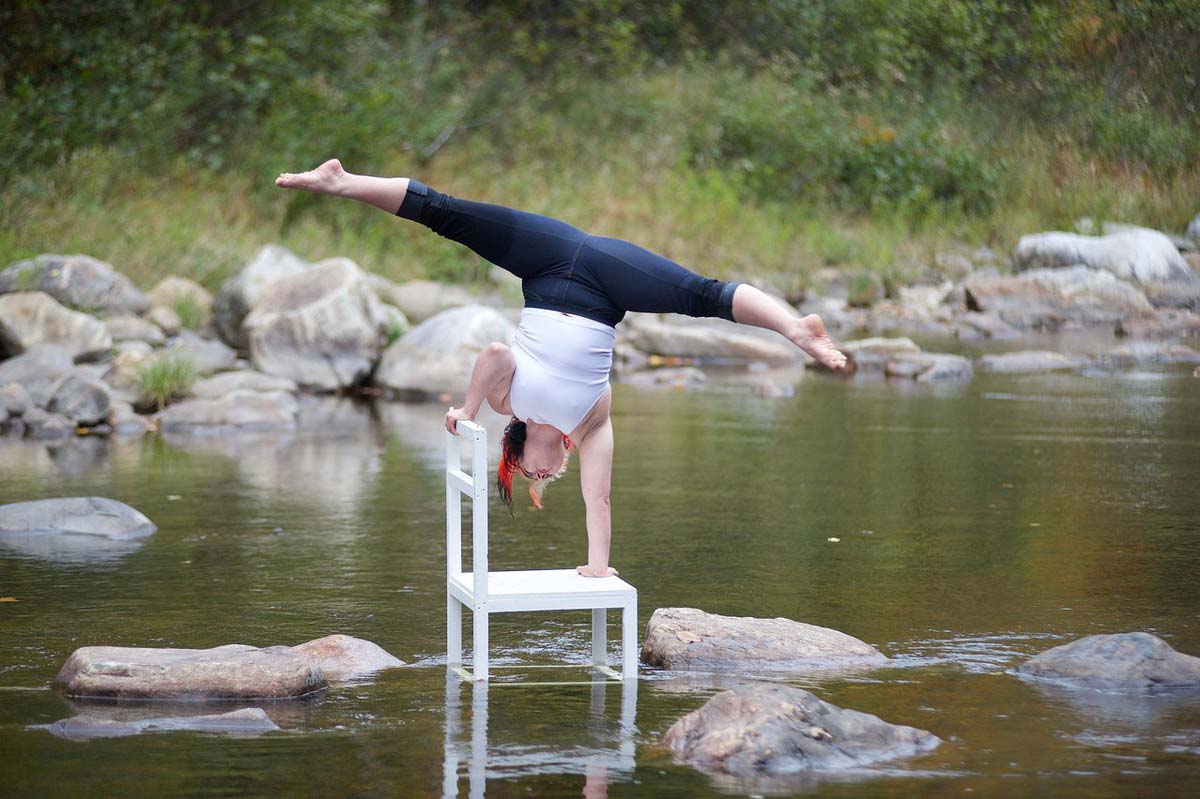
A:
[172,295,208,330]
[1,67,1196,295]
[138,355,197,411]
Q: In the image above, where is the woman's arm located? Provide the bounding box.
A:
[576,415,617,577]
[445,342,515,434]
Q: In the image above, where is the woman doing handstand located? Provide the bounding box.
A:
[275,160,848,578]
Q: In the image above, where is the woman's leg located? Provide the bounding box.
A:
[729,284,847,369]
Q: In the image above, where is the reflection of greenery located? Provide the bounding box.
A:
[138,355,196,411]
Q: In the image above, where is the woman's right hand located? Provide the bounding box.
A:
[445,406,473,435]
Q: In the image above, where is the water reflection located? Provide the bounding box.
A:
[442,672,637,798]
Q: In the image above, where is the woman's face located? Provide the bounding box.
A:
[519,432,566,481]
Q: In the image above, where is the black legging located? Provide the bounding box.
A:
[395,180,739,328]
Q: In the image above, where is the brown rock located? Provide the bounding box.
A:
[291,634,405,680]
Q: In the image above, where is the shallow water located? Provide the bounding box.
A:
[2,351,1199,798]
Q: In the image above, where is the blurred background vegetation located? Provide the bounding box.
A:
[1,0,1197,293]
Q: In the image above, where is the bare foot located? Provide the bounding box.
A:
[791,314,848,370]
[274,158,347,195]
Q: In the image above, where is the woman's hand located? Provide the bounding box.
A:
[576,564,619,578]
[445,406,473,435]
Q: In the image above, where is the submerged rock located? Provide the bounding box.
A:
[0,292,112,360]
[375,305,515,397]
[36,707,277,740]
[641,607,886,671]
[0,497,156,539]
[54,644,327,700]
[978,351,1088,373]
[245,257,387,390]
[1015,632,1200,690]
[291,634,406,680]
[157,390,299,433]
[663,684,940,776]
[0,254,149,315]
[213,244,311,350]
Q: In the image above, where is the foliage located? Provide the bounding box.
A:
[172,296,207,331]
[138,355,197,411]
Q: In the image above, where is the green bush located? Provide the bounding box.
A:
[138,356,197,411]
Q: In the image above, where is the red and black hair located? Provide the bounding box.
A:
[498,417,572,514]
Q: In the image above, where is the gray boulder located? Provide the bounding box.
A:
[213,245,310,350]
[885,353,973,382]
[964,266,1154,328]
[45,371,112,425]
[0,345,74,406]
[663,684,940,776]
[22,407,74,439]
[641,607,887,672]
[978,351,1088,373]
[0,254,149,315]
[1015,632,1200,690]
[0,497,155,539]
[382,278,479,323]
[620,312,798,364]
[146,305,182,336]
[1075,219,1196,253]
[291,634,406,680]
[245,257,387,390]
[1,382,31,417]
[1187,213,1200,244]
[0,292,112,359]
[1014,230,1192,283]
[157,390,299,433]
[36,707,277,740]
[162,331,237,376]
[104,314,166,345]
[54,644,327,699]
[190,370,298,399]
[375,305,515,397]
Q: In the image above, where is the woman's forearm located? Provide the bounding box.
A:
[584,498,612,571]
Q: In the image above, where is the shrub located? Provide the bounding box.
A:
[138,356,197,411]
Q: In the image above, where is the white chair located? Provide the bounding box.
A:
[446,420,638,682]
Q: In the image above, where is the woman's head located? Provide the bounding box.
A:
[498,417,572,513]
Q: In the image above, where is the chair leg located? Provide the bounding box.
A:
[622,598,637,681]
[472,608,489,681]
[447,593,463,667]
[591,608,607,667]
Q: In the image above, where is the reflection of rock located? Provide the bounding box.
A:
[664,684,939,776]
[0,496,155,539]
[291,634,405,681]
[158,390,299,433]
[190,370,298,399]
[35,707,277,740]
[0,292,112,359]
[213,244,310,350]
[978,351,1088,373]
[0,254,149,315]
[245,258,387,390]
[1026,678,1200,729]
[377,400,507,466]
[45,437,111,476]
[375,305,515,397]
[641,608,887,672]
[55,644,327,700]
[1015,632,1200,690]
[20,407,74,439]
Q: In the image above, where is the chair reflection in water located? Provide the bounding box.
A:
[442,673,637,799]
[444,420,638,683]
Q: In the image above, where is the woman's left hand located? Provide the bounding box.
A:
[576,564,619,578]
[445,406,473,435]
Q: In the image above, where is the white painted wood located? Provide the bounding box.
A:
[446,421,639,682]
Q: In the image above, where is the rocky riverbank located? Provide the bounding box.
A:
[2,219,1198,441]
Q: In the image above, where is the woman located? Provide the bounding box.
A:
[275,159,848,578]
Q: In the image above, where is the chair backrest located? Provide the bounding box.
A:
[446,420,489,601]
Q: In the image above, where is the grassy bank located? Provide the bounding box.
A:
[3,64,1197,296]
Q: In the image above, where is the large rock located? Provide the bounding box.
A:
[1103,341,1200,366]
[1074,219,1196,253]
[963,266,1155,328]
[104,314,166,345]
[374,305,515,397]
[381,278,478,323]
[213,245,310,349]
[54,644,327,699]
[189,370,298,399]
[1187,213,1200,244]
[1115,309,1200,339]
[663,684,940,776]
[157,390,299,433]
[620,313,798,364]
[36,707,277,740]
[1,382,31,417]
[162,331,238,376]
[244,258,387,390]
[1014,230,1192,283]
[1015,632,1200,690]
[837,337,920,373]
[0,254,148,315]
[45,371,112,425]
[0,344,75,406]
[291,634,405,680]
[0,316,19,358]
[0,292,112,359]
[0,497,156,539]
[978,351,1088,373]
[146,276,213,328]
[641,607,887,671]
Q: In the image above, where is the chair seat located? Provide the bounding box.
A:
[449,568,636,613]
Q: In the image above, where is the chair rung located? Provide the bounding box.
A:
[446,468,474,494]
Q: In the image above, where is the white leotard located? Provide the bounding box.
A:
[509,308,615,434]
